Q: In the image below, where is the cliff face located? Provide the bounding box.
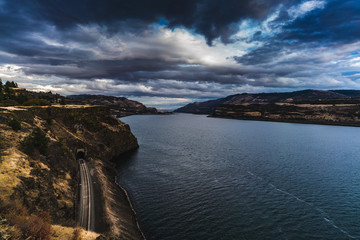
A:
[0,105,142,239]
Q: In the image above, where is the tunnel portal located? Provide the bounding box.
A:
[76,148,86,160]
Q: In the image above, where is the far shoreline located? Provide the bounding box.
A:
[208,114,360,128]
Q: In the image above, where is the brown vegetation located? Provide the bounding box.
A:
[0,105,141,239]
[0,198,52,240]
[72,227,82,240]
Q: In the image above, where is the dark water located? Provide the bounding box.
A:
[116,113,360,240]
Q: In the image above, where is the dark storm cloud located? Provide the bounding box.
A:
[280,0,360,43]
[232,0,360,86]
[0,0,359,107]
[1,0,293,45]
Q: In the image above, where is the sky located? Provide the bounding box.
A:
[0,0,359,109]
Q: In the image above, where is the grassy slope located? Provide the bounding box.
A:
[0,106,97,239]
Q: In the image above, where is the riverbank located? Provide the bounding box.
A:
[210,103,360,127]
[90,158,144,239]
[209,114,360,128]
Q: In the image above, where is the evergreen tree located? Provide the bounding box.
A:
[21,127,49,155]
[8,117,21,131]
[0,79,3,100]
[5,81,17,88]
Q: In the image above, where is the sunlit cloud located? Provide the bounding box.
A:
[0,0,358,109]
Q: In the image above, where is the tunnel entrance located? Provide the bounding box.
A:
[76,148,86,160]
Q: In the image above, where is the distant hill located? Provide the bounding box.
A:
[175,89,360,127]
[67,95,160,117]
[0,80,163,117]
[175,90,355,114]
[174,95,237,114]
[332,90,360,97]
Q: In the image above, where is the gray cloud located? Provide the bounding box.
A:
[0,0,359,109]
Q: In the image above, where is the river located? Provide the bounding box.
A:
[116,113,360,240]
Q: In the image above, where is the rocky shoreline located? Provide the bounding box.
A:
[115,175,147,240]
[90,158,144,239]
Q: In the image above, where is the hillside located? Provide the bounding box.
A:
[67,95,159,117]
[175,90,360,114]
[0,105,143,239]
[175,95,237,114]
[176,90,360,126]
[0,80,162,117]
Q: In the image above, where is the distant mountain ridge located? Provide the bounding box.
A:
[175,90,360,114]
[67,94,159,117]
[176,89,360,127]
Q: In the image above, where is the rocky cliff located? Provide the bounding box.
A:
[0,105,143,239]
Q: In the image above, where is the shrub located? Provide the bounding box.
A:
[0,135,6,163]
[0,137,5,151]
[7,117,21,131]
[21,127,49,156]
[72,227,82,240]
[0,199,52,240]
[15,94,28,104]
[60,98,66,105]
[23,99,51,106]
[0,99,19,107]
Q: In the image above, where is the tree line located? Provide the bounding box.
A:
[0,79,66,106]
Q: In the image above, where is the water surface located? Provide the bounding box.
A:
[117,113,360,240]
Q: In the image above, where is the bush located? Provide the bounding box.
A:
[72,227,82,240]
[60,98,66,105]
[0,199,52,240]
[21,127,49,156]
[0,137,5,163]
[0,137,5,150]
[7,117,21,131]
[0,99,19,107]
[15,94,28,104]
[23,99,51,106]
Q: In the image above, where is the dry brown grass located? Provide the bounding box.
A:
[0,147,32,199]
[51,225,99,240]
[0,199,52,240]
[71,227,82,240]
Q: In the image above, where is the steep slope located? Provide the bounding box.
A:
[0,105,143,239]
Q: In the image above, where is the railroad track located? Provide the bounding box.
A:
[79,159,94,230]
